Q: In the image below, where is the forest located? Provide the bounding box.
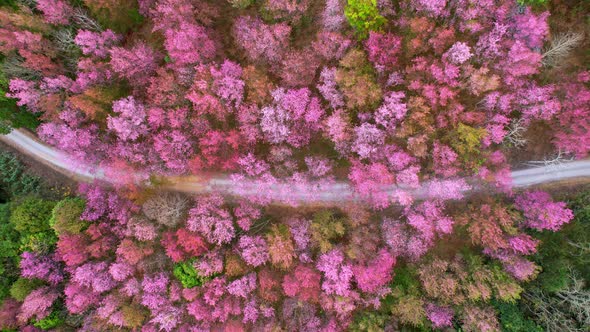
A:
[0,0,589,331]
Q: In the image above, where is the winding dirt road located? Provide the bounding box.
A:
[2,129,589,202]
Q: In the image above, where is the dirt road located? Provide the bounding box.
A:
[2,129,589,203]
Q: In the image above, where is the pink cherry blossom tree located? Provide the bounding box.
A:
[234,16,291,64]
[74,30,120,58]
[238,235,270,267]
[36,0,73,25]
[109,43,160,85]
[514,191,574,231]
[107,96,148,142]
[316,249,353,296]
[352,249,395,293]
[187,195,235,245]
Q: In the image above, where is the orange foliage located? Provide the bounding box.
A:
[67,87,118,121]
[243,65,275,106]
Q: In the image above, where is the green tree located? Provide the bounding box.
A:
[0,203,19,300]
[349,311,388,332]
[384,266,428,329]
[344,0,386,39]
[20,231,57,253]
[517,0,547,6]
[9,277,43,301]
[50,198,86,236]
[83,0,144,33]
[529,189,590,292]
[33,310,65,330]
[173,260,209,288]
[492,300,543,332]
[10,197,55,234]
[0,0,18,8]
[0,151,41,200]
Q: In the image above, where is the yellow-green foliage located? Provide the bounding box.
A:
[33,310,64,330]
[311,210,346,253]
[20,231,57,253]
[391,295,427,327]
[10,277,43,301]
[50,197,86,236]
[463,254,525,303]
[10,197,55,234]
[173,260,209,288]
[345,0,386,39]
[449,123,487,167]
[418,253,524,306]
[384,266,428,327]
[10,197,57,253]
[517,0,547,5]
[350,311,388,332]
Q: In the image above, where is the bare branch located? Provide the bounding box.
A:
[142,193,189,227]
[503,118,528,148]
[16,0,36,9]
[51,28,81,72]
[525,149,575,171]
[524,272,590,331]
[52,29,78,53]
[71,8,102,32]
[567,240,590,255]
[542,32,584,67]
[1,56,41,80]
